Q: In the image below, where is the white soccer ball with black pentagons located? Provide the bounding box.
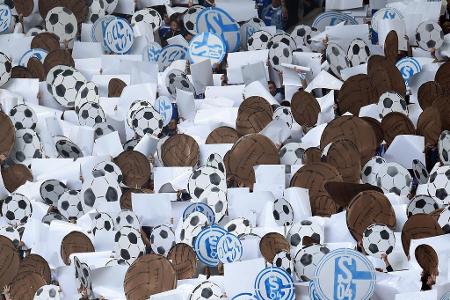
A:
[347,38,370,67]
[40,179,68,206]
[26,27,44,37]
[407,194,440,217]
[123,138,140,151]
[104,0,118,14]
[1,193,32,226]
[362,224,395,258]
[33,284,61,300]
[12,129,43,163]
[206,153,225,174]
[52,68,87,108]
[273,198,294,226]
[294,244,330,282]
[55,137,83,159]
[9,104,37,130]
[376,162,412,196]
[86,0,105,24]
[377,91,408,118]
[105,258,129,267]
[42,212,68,225]
[78,101,106,127]
[165,70,195,96]
[75,81,99,113]
[46,65,73,95]
[0,52,11,87]
[279,142,304,165]
[115,210,140,231]
[291,25,312,47]
[45,7,77,41]
[412,159,429,184]
[416,21,444,51]
[438,206,450,233]
[131,105,163,138]
[361,156,386,186]
[269,33,297,52]
[272,250,294,276]
[93,122,115,139]
[247,30,272,51]
[92,212,114,235]
[178,211,208,246]
[183,5,203,35]
[287,220,323,249]
[427,166,450,205]
[93,161,123,184]
[439,130,450,165]
[189,281,225,300]
[0,226,20,248]
[269,41,293,72]
[58,190,84,220]
[326,43,350,79]
[273,106,293,128]
[81,175,122,212]
[201,187,228,223]
[114,225,145,264]
[126,100,152,128]
[225,217,251,237]
[131,8,162,30]
[188,166,227,201]
[150,224,175,256]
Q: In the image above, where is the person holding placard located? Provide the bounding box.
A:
[262,0,285,30]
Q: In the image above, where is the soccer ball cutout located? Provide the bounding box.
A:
[269,33,297,52]
[86,0,105,24]
[58,190,84,220]
[438,130,450,165]
[93,122,115,139]
[189,281,225,300]
[407,194,440,217]
[93,161,123,184]
[42,212,68,225]
[81,175,122,212]
[287,220,323,249]
[362,224,395,258]
[225,217,251,237]
[52,69,87,108]
[377,91,408,118]
[412,159,429,185]
[268,41,293,72]
[291,25,312,47]
[2,193,32,226]
[9,104,37,130]
[273,106,294,128]
[165,70,195,96]
[45,7,78,41]
[150,224,175,256]
[416,21,444,51]
[200,186,228,222]
[75,81,99,113]
[183,5,203,34]
[0,51,11,87]
[178,211,208,246]
[123,138,140,151]
[0,226,20,248]
[131,8,162,30]
[78,101,106,127]
[114,225,145,264]
[12,129,43,163]
[247,30,272,51]
[272,250,294,276]
[104,0,118,14]
[347,38,370,67]
[279,142,305,165]
[127,100,152,128]
[294,244,330,282]
[40,179,68,206]
[326,43,350,79]
[188,166,227,201]
[438,206,450,233]
[26,27,44,37]
[46,65,74,94]
[92,212,114,235]
[427,166,450,205]
[376,162,412,196]
[273,198,294,226]
[55,138,83,159]
[33,284,60,300]
[131,105,163,138]
[115,210,141,231]
[361,156,386,186]
[205,153,225,174]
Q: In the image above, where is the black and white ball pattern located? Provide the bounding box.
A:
[269,33,297,52]
[416,21,444,51]
[178,211,208,246]
[78,101,106,127]
[75,81,99,113]
[273,198,294,226]
[58,190,84,220]
[165,69,195,96]
[45,7,77,41]
[33,284,61,300]
[362,224,395,258]
[52,68,87,108]
[86,0,105,24]
[127,100,152,128]
[225,217,251,237]
[92,212,114,235]
[9,104,37,130]
[287,220,323,249]
[294,244,330,281]
[376,162,412,196]
[427,166,450,206]
[131,105,163,138]
[268,41,293,72]
[183,5,203,35]
[104,0,118,14]
[55,137,83,159]
[114,225,145,264]
[42,212,68,225]
[189,281,225,300]
[291,25,312,47]
[377,91,408,118]
[123,138,140,151]
[26,27,44,37]
[188,166,227,201]
[12,129,43,163]
[1,193,32,226]
[438,130,450,165]
[93,161,123,184]
[150,225,175,256]
[412,159,429,185]
[131,8,162,30]
[326,43,350,79]
[407,194,440,217]
[202,187,228,223]
[438,205,450,233]
[40,179,68,206]
[273,106,293,128]
[115,210,140,231]
[347,38,370,67]
[0,52,11,87]
[81,175,122,212]
[279,142,304,165]
[46,65,74,95]
[0,225,20,248]
[272,250,293,276]
[205,153,225,174]
[247,30,272,51]
[361,156,387,186]
[93,122,115,139]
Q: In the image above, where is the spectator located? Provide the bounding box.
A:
[159,13,171,38]
[268,80,284,103]
[262,0,285,30]
[161,15,181,46]
[256,0,271,18]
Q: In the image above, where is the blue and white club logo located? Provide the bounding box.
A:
[254,267,295,300]
[183,202,216,225]
[396,57,421,86]
[194,225,227,267]
[144,42,162,62]
[217,233,243,264]
[312,11,358,32]
[189,32,226,65]
[314,249,375,300]
[0,4,12,33]
[103,18,134,54]
[157,45,188,71]
[309,281,321,300]
[232,292,259,300]
[19,48,48,66]
[196,7,240,53]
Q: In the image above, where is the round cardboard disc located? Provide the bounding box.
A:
[161,134,200,167]
[401,214,443,257]
[418,81,443,110]
[367,55,406,99]
[236,96,273,135]
[108,78,127,97]
[291,91,320,127]
[259,232,290,262]
[321,139,361,183]
[381,112,416,147]
[43,49,75,75]
[31,32,60,52]
[432,95,450,130]
[324,181,383,208]
[415,244,438,274]
[1,163,33,192]
[11,66,33,78]
[337,74,376,115]
[0,111,15,159]
[13,0,33,16]
[346,190,396,242]
[435,61,450,90]
[60,0,87,23]
[124,254,177,299]
[361,116,384,146]
[18,254,51,284]
[384,30,398,63]
[206,126,241,144]
[303,147,322,164]
[167,243,197,280]
[27,57,45,81]
[38,0,59,19]
[60,231,94,265]
[114,150,151,188]
[0,236,20,288]
[417,107,442,147]
[10,271,46,300]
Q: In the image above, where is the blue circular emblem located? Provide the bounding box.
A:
[314,249,375,300]
[0,4,12,34]
[154,96,174,127]
[312,12,358,32]
[19,48,48,66]
[395,57,421,86]
[194,225,227,267]
[232,292,259,300]
[254,267,294,300]
[195,7,240,53]
[183,202,216,225]
[144,42,162,62]
[103,17,134,54]
[157,44,188,71]
[92,15,116,44]
[309,281,320,300]
[217,233,243,264]
[189,32,226,65]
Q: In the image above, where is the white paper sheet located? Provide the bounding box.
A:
[191,59,214,94]
[131,193,172,226]
[384,135,425,170]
